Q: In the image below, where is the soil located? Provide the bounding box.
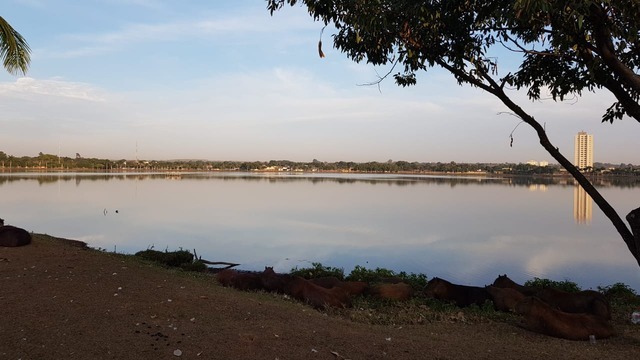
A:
[1,234,639,360]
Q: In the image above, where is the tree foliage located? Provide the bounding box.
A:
[0,16,30,75]
[266,0,640,267]
[267,0,639,123]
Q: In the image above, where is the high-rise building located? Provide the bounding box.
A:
[574,131,593,170]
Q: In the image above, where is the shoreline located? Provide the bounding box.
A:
[1,233,639,359]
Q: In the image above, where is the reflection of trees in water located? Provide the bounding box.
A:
[603,178,640,189]
[1,173,639,188]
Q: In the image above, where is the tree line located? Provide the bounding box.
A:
[1,151,639,176]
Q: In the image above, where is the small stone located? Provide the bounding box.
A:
[173,349,182,357]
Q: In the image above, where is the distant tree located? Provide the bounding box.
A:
[0,16,30,75]
[267,0,640,266]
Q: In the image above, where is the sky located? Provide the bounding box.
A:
[0,0,638,164]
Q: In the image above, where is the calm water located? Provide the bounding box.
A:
[1,172,639,291]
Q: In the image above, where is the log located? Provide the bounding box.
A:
[199,260,240,267]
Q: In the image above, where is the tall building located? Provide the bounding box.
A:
[574,131,593,169]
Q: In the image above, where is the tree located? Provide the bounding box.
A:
[0,15,30,75]
[266,0,640,266]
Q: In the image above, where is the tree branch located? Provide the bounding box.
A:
[589,4,640,93]
[626,207,640,259]
[357,58,400,91]
[499,34,562,58]
[575,45,640,123]
[461,62,640,263]
[488,83,640,265]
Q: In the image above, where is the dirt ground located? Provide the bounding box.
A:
[1,234,639,360]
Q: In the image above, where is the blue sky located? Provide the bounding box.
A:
[1,0,638,164]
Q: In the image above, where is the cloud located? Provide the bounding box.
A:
[0,77,105,101]
[443,233,638,277]
[36,6,318,60]
[1,62,636,164]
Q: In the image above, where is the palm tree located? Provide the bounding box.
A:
[0,16,30,75]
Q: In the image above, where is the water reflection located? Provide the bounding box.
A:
[1,172,639,188]
[574,186,593,224]
[1,172,639,291]
[527,184,548,192]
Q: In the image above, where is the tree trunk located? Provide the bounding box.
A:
[490,85,640,268]
[627,207,640,258]
[439,65,640,268]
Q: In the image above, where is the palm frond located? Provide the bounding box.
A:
[0,16,31,75]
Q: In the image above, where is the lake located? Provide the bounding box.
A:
[1,172,639,292]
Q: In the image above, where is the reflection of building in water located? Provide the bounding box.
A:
[528,184,548,192]
[526,160,549,167]
[574,131,594,170]
[573,185,593,224]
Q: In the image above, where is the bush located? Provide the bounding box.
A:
[396,271,429,290]
[135,249,197,269]
[524,277,581,293]
[346,265,396,283]
[598,282,640,306]
[346,265,428,289]
[290,262,345,280]
[180,260,207,272]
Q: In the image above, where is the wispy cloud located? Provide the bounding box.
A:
[36,7,317,60]
[0,77,105,101]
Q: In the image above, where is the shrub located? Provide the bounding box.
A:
[346,265,396,283]
[180,260,207,272]
[290,262,345,280]
[524,277,581,293]
[346,265,428,289]
[396,271,429,289]
[598,282,640,306]
[135,249,196,269]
